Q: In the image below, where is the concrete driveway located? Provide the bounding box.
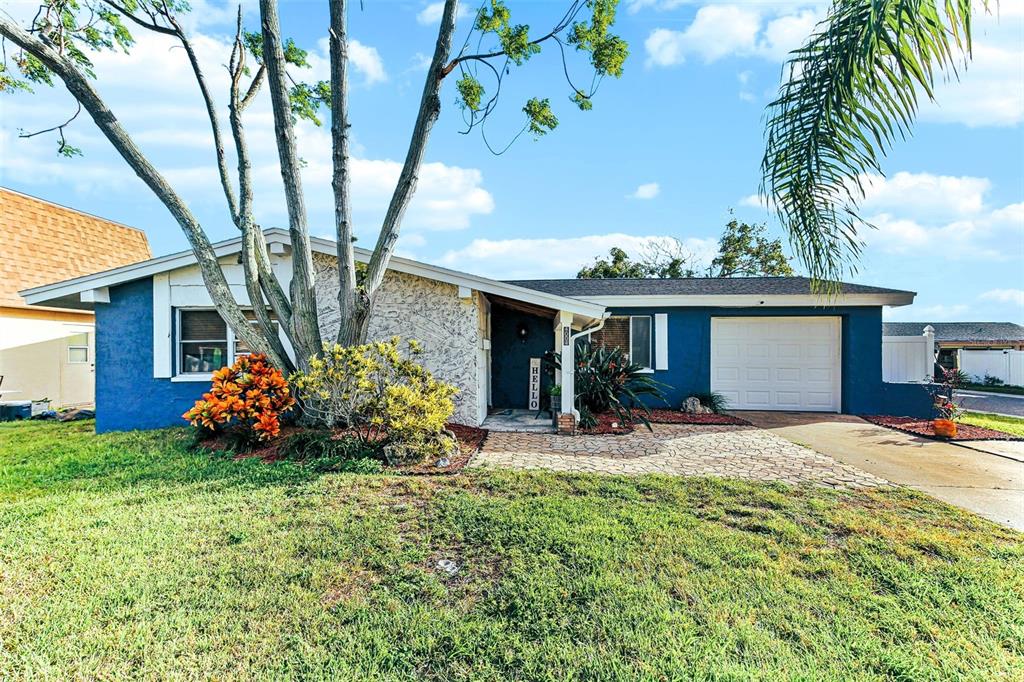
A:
[743,412,1024,531]
[956,389,1024,417]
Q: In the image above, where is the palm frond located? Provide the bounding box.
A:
[762,0,979,289]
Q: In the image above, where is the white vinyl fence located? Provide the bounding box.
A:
[882,326,935,384]
[959,349,1024,387]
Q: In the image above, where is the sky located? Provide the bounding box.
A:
[1,0,1022,323]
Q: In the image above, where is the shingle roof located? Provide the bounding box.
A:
[1,188,151,309]
[503,276,915,298]
[883,322,1024,343]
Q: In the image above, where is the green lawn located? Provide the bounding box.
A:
[962,411,1024,438]
[964,383,1024,396]
[1,421,1022,680]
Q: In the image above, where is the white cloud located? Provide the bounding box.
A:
[416,2,471,26]
[629,182,661,199]
[348,40,388,84]
[644,4,822,66]
[980,289,1024,307]
[739,171,1024,263]
[919,7,1024,127]
[0,25,491,236]
[859,171,991,219]
[439,233,719,279]
[855,173,1020,253]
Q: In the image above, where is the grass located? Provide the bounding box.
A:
[961,411,1024,438]
[1,420,1022,680]
[963,383,1024,396]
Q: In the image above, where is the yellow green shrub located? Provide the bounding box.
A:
[290,337,458,462]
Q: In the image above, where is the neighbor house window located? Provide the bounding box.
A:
[178,309,229,374]
[629,316,652,370]
[67,333,89,363]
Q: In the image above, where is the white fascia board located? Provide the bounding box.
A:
[307,235,606,318]
[21,234,250,307]
[22,228,605,319]
[576,292,915,308]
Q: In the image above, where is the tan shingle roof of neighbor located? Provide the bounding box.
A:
[0,187,152,309]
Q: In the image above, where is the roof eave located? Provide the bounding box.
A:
[21,229,605,318]
[574,292,916,308]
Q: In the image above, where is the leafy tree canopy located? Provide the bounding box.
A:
[577,214,794,279]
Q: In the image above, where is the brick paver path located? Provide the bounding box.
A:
[471,424,888,488]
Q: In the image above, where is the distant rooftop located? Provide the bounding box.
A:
[883,322,1024,343]
[504,276,915,298]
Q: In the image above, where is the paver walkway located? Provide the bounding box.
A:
[471,424,888,489]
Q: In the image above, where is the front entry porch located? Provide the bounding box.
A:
[483,295,605,432]
[482,408,556,433]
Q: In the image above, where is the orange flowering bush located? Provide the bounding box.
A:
[183,354,295,444]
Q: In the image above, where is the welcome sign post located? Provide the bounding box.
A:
[528,357,541,411]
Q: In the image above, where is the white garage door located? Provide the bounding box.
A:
[711,317,841,412]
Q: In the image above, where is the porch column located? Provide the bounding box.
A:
[556,310,575,416]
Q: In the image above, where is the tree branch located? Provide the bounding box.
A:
[259,0,323,362]
[328,0,360,345]
[362,0,459,306]
[0,14,287,369]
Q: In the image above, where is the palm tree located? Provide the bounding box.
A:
[762,0,984,288]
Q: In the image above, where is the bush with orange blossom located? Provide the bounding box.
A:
[183,353,295,445]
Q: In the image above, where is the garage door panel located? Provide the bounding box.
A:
[744,390,771,407]
[711,317,841,412]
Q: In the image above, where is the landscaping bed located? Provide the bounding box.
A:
[578,409,752,435]
[200,422,487,474]
[862,415,1024,441]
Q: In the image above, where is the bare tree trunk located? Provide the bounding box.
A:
[346,0,460,343]
[259,0,323,365]
[328,0,363,347]
[0,15,283,367]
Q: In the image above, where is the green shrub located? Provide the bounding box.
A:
[278,430,379,462]
[687,392,729,414]
[547,345,666,428]
[290,338,459,464]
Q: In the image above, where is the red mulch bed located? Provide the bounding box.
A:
[647,409,751,426]
[577,412,636,435]
[199,422,488,474]
[576,409,751,434]
[861,415,1022,441]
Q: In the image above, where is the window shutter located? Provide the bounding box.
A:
[655,313,668,370]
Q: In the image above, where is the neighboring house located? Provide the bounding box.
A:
[882,322,1024,372]
[21,229,931,432]
[1,188,151,408]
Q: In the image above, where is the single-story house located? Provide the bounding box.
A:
[883,322,1024,372]
[21,229,932,432]
[0,187,151,410]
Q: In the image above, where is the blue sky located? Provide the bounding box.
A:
[2,0,1022,322]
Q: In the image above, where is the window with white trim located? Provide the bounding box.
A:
[178,309,229,374]
[629,316,652,370]
[67,333,90,364]
[177,308,281,375]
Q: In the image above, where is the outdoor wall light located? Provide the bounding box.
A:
[516,322,530,344]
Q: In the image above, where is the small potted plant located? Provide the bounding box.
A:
[549,384,561,413]
[930,368,965,438]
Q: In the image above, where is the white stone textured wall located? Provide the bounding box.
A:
[312,253,481,425]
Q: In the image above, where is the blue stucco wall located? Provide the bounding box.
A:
[94,280,931,432]
[606,306,930,417]
[490,305,554,409]
[95,278,206,432]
